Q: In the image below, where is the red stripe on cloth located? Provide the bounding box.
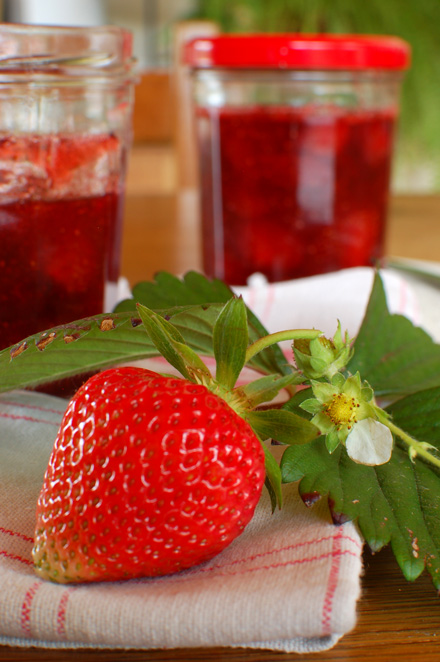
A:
[321,527,345,635]
[215,549,357,579]
[0,411,60,426]
[0,526,34,543]
[0,549,34,566]
[134,547,359,588]
[230,549,357,578]
[198,533,362,575]
[21,581,41,637]
[0,400,65,416]
[57,588,75,639]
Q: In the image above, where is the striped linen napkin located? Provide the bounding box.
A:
[0,267,427,652]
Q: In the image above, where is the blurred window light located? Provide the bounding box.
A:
[3,0,199,70]
[4,0,107,26]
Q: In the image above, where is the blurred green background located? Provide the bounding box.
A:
[189,0,440,192]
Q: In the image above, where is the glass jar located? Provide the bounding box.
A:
[185,34,411,285]
[0,23,136,350]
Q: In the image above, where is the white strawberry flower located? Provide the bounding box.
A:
[300,371,394,465]
[345,418,393,466]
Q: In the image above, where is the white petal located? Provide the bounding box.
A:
[346,419,393,466]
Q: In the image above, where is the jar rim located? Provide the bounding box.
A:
[184,34,411,71]
[0,23,135,80]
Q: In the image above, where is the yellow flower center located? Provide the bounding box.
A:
[324,393,360,430]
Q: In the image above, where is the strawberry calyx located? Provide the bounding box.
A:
[137,298,322,507]
[137,298,320,414]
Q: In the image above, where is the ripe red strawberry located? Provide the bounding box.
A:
[32,296,319,583]
[32,366,266,583]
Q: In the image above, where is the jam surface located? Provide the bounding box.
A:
[197,106,396,285]
[0,134,125,350]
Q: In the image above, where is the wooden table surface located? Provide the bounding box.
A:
[1,193,440,661]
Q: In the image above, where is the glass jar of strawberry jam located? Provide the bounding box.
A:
[0,24,136,351]
[185,34,410,285]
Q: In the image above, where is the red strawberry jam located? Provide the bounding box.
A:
[0,133,126,350]
[197,105,396,285]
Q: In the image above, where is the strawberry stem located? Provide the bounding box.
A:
[245,329,322,364]
[385,419,440,469]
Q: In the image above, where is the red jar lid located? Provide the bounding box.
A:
[184,34,410,71]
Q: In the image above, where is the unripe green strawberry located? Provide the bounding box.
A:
[32,366,265,583]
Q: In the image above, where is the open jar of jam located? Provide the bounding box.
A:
[0,24,136,351]
[185,34,410,285]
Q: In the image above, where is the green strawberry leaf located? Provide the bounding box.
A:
[280,438,440,588]
[282,386,315,418]
[276,272,440,590]
[238,373,304,409]
[116,270,290,377]
[245,409,319,446]
[0,312,155,392]
[348,272,440,397]
[0,301,281,393]
[213,297,248,390]
[116,270,235,311]
[387,385,440,442]
[262,443,283,511]
[138,304,211,382]
[137,303,213,383]
[137,304,191,380]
